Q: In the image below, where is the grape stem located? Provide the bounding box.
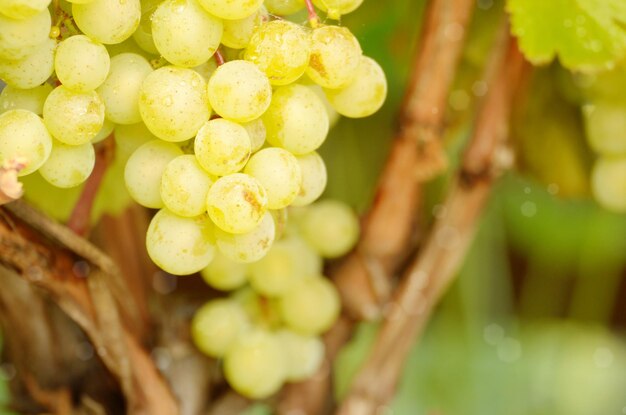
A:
[215,49,225,66]
[304,0,320,28]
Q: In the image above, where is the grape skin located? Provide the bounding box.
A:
[307,25,362,89]
[312,0,363,19]
[300,199,359,258]
[0,109,52,176]
[214,211,276,263]
[160,154,214,217]
[0,84,52,115]
[55,35,111,92]
[197,0,264,20]
[72,0,141,45]
[291,151,327,206]
[194,118,252,176]
[200,251,248,291]
[277,330,325,382]
[0,38,56,89]
[221,7,267,50]
[264,0,305,15]
[0,8,51,60]
[191,299,250,358]
[0,0,51,20]
[38,140,95,188]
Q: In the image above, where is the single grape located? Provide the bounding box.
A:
[324,56,387,118]
[194,119,251,176]
[307,25,362,89]
[0,83,52,115]
[221,6,267,49]
[264,0,304,15]
[73,0,141,45]
[0,38,56,89]
[131,0,160,55]
[193,57,218,82]
[43,86,105,145]
[0,109,52,176]
[160,154,214,217]
[200,251,248,291]
[263,84,329,154]
[244,147,302,209]
[583,103,626,156]
[0,0,51,19]
[300,199,359,258]
[242,118,266,153]
[307,83,340,128]
[206,173,268,234]
[55,35,110,92]
[146,208,215,275]
[276,330,325,382]
[0,8,50,60]
[138,66,210,142]
[207,60,272,123]
[92,118,115,143]
[191,299,250,358]
[214,211,275,263]
[197,0,263,20]
[291,151,327,206]
[312,0,363,19]
[39,140,95,188]
[591,156,626,212]
[114,122,157,159]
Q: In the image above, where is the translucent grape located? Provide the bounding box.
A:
[583,103,626,156]
[73,0,141,44]
[300,199,359,258]
[200,251,248,291]
[0,109,52,176]
[98,53,153,124]
[54,36,110,93]
[307,83,340,128]
[138,66,210,142]
[39,140,95,188]
[244,147,302,209]
[206,173,268,234]
[264,0,304,15]
[324,56,387,118]
[221,6,267,49]
[114,122,157,159]
[0,0,51,19]
[207,60,272,122]
[160,154,214,217]
[0,38,56,89]
[0,83,52,115]
[92,118,115,143]
[277,330,325,382]
[291,151,327,206]
[307,25,362,89]
[242,118,266,153]
[279,275,340,335]
[43,86,105,145]
[0,8,50,60]
[193,57,218,82]
[124,140,183,208]
[262,84,329,154]
[194,119,251,176]
[591,157,626,212]
[244,20,310,86]
[152,0,223,68]
[312,0,363,19]
[233,287,282,328]
[191,299,249,357]
[214,211,275,263]
[196,0,263,20]
[131,0,160,55]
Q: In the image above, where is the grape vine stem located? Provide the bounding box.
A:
[304,0,320,28]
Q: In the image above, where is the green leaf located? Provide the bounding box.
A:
[507,0,626,71]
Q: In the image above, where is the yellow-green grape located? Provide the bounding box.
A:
[292,151,327,206]
[244,20,310,86]
[324,56,387,118]
[197,0,263,20]
[583,103,626,156]
[193,57,218,82]
[0,38,56,89]
[264,0,304,15]
[263,84,329,154]
[207,60,272,122]
[0,109,52,176]
[131,0,160,55]
[38,140,95,188]
[591,157,626,212]
[247,235,322,297]
[194,119,251,176]
[232,287,282,328]
[206,173,268,234]
[312,0,363,19]
[300,199,359,258]
[244,147,301,209]
[277,330,325,382]
[307,84,340,128]
[0,0,51,19]
[92,118,115,143]
[191,299,250,357]
[221,6,267,49]
[66,0,96,3]
[55,35,110,92]
[200,251,248,291]
[139,66,210,142]
[73,0,141,45]
[242,118,266,153]
[43,86,105,145]
[0,8,50,60]
[98,53,153,125]
[214,211,275,263]
[114,122,157,159]
[307,25,362,89]
[105,37,148,58]
[279,275,340,335]
[146,209,215,275]
[160,154,214,217]
[223,329,286,399]
[151,0,223,68]
[0,83,52,115]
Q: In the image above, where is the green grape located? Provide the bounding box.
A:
[312,0,363,19]
[276,330,325,382]
[214,211,275,263]
[98,53,153,125]
[0,109,52,176]
[151,0,223,68]
[194,118,251,176]
[160,154,214,217]
[307,25,362,89]
[242,118,266,153]
[39,140,95,188]
[207,60,272,122]
[197,0,263,20]
[279,275,340,335]
[0,83,52,115]
[221,6,267,50]
[206,173,268,234]
[583,102,626,156]
[73,0,141,45]
[131,0,160,55]
[244,147,302,209]
[291,151,327,206]
[146,208,215,275]
[264,0,304,15]
[0,8,50,60]
[114,122,157,159]
[105,36,149,58]
[223,329,286,399]
[200,251,248,291]
[193,57,218,82]
[306,83,340,128]
[124,139,183,208]
[66,0,96,3]
[300,199,359,258]
[43,86,105,145]
[0,0,51,19]
[324,56,387,118]
[591,156,626,212]
[138,66,210,142]
[92,118,115,143]
[191,299,250,358]
[262,84,329,154]
[244,20,310,86]
[55,35,110,92]
[0,38,56,89]
[247,235,322,297]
